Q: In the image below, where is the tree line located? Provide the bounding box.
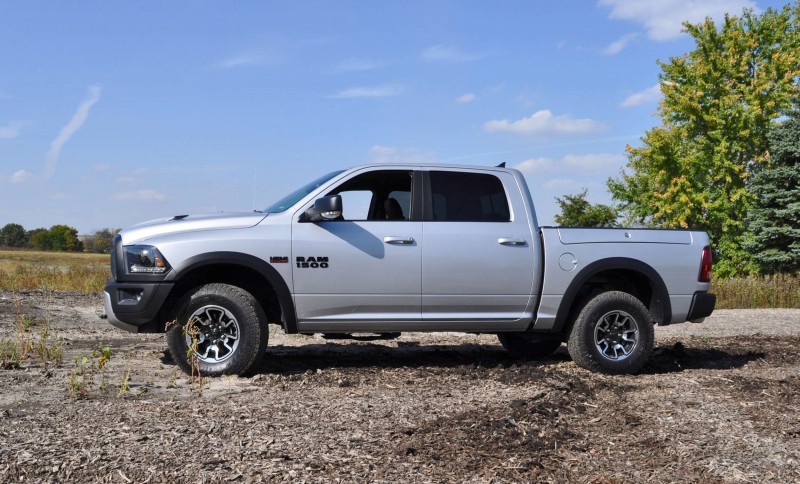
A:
[0,224,120,253]
[555,2,800,277]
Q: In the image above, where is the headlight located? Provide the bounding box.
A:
[124,245,170,275]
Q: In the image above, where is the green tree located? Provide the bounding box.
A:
[554,189,618,227]
[48,225,81,252]
[85,228,120,253]
[28,228,51,251]
[743,99,800,273]
[0,223,28,247]
[608,4,800,276]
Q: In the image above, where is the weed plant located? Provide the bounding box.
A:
[0,301,63,369]
[118,366,131,397]
[165,319,205,395]
[69,345,112,399]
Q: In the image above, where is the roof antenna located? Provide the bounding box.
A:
[496,162,506,168]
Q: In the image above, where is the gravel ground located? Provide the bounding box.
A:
[657,308,800,337]
[0,291,798,483]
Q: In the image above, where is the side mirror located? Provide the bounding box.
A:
[302,195,343,222]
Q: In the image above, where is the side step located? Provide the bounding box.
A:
[321,332,401,341]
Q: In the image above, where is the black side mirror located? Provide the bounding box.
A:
[302,195,343,222]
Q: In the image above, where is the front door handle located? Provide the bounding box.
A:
[384,236,415,245]
[498,237,526,246]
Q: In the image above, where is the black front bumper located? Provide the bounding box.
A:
[104,279,174,333]
[687,291,716,321]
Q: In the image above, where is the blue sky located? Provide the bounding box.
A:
[0,0,787,233]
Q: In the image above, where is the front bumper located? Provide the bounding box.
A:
[104,279,174,333]
[686,291,716,322]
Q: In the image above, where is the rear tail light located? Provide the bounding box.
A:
[699,246,713,282]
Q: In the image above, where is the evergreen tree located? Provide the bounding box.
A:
[744,101,800,273]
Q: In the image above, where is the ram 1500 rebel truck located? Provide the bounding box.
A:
[104,163,716,375]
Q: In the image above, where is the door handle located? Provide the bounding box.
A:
[384,236,415,245]
[498,237,526,246]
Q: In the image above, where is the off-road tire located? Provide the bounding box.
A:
[167,283,268,377]
[497,332,562,358]
[567,290,654,374]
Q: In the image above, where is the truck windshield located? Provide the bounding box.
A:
[264,170,344,213]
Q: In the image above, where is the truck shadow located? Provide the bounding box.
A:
[238,340,767,376]
[642,342,765,374]
[159,340,774,376]
[251,342,558,374]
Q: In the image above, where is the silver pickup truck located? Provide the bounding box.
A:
[104,163,716,375]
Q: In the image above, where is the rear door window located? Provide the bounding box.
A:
[427,171,510,222]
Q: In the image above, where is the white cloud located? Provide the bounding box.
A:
[337,58,381,72]
[218,51,268,69]
[484,110,608,136]
[562,153,626,170]
[543,178,582,192]
[455,93,476,104]
[115,189,168,202]
[328,85,403,99]
[115,177,138,186]
[599,0,757,41]
[216,44,285,69]
[514,153,625,175]
[218,54,261,69]
[369,145,438,164]
[602,32,640,55]
[515,157,554,174]
[421,45,485,63]
[621,84,663,107]
[10,170,33,183]
[0,121,28,140]
[44,85,101,178]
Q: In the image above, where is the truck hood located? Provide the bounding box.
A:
[121,212,268,244]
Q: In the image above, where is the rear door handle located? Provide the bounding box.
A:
[498,237,526,246]
[384,236,415,245]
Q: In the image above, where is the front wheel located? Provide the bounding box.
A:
[567,291,654,374]
[167,283,268,377]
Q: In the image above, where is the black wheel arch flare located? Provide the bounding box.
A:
[551,257,672,333]
[166,251,298,333]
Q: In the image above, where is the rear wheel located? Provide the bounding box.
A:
[497,332,562,358]
[567,290,653,374]
[167,283,268,377]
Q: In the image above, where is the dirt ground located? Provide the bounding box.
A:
[1,290,798,483]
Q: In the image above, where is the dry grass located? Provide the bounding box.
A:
[713,274,800,309]
[0,249,109,293]
[1,250,797,308]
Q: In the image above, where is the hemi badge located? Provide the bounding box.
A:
[270,257,289,264]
